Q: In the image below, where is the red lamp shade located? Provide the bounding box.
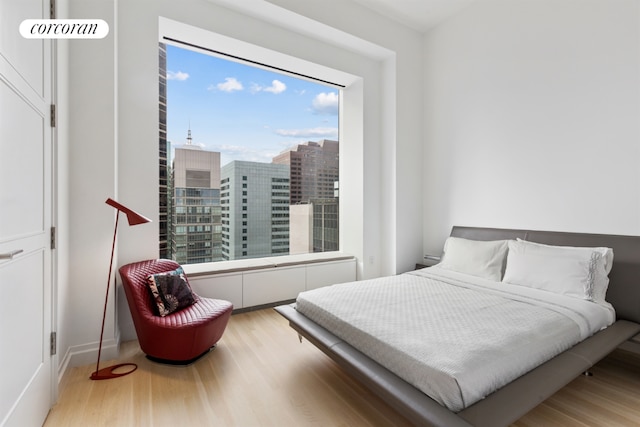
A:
[106,198,151,226]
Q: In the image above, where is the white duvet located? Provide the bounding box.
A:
[295,266,615,412]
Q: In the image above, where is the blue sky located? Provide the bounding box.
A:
[166,44,339,166]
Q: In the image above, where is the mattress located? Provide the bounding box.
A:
[295,266,615,412]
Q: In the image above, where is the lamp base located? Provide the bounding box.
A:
[90,363,138,380]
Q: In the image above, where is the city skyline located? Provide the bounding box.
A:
[166,43,340,167]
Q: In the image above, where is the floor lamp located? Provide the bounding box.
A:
[90,198,151,380]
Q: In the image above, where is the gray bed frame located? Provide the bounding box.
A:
[275,226,640,427]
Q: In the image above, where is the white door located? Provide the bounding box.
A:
[0,0,54,426]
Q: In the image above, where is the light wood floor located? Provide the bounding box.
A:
[44,309,640,427]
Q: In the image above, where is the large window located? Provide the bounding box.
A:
[159,42,340,265]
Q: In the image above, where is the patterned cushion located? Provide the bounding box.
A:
[146,267,197,316]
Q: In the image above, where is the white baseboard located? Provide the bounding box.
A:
[57,334,121,383]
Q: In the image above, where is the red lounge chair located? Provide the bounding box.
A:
[119,259,233,363]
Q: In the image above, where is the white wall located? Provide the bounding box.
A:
[60,0,424,370]
[423,0,640,255]
[266,0,425,275]
[59,0,120,372]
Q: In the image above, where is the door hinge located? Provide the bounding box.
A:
[50,332,57,356]
[50,0,56,19]
[50,226,56,250]
[50,104,56,128]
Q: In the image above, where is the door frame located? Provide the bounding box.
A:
[49,31,59,408]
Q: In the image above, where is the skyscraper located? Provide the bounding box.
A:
[221,161,290,260]
[273,139,339,254]
[170,132,223,264]
[158,42,169,258]
[272,139,339,204]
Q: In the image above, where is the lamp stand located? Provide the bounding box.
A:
[90,211,137,380]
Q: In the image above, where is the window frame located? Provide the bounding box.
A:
[159,16,363,273]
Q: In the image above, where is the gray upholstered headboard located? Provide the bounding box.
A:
[450,226,640,324]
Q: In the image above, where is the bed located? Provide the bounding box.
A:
[275,226,640,427]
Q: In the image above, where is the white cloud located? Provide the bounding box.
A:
[167,70,189,81]
[264,80,286,94]
[215,77,244,92]
[249,83,262,94]
[275,127,338,139]
[311,92,339,115]
[251,79,287,94]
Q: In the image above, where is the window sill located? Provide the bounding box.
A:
[182,252,355,277]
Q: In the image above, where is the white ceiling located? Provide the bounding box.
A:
[351,0,477,32]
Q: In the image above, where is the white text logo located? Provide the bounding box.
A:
[20,19,109,39]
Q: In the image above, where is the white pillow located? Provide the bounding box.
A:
[439,237,510,281]
[502,239,614,302]
[515,238,614,274]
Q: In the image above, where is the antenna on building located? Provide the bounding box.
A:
[187,121,192,145]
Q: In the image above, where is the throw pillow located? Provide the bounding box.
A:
[146,267,196,316]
